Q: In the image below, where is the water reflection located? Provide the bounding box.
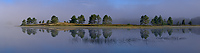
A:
[21,27,200,44]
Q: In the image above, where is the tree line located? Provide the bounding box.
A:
[21,14,112,26]
[140,15,192,25]
[21,14,193,26]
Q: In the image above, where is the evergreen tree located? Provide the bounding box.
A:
[151,16,158,25]
[77,15,85,24]
[39,21,41,24]
[97,15,101,24]
[188,21,192,25]
[46,20,50,24]
[89,14,97,24]
[64,21,67,23]
[163,19,167,25]
[157,15,164,25]
[27,17,32,24]
[42,20,45,23]
[167,17,173,25]
[32,18,37,24]
[176,21,180,25]
[21,19,26,26]
[182,19,185,25]
[70,15,77,23]
[140,15,149,25]
[103,15,112,24]
[51,15,59,24]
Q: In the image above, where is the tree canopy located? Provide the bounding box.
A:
[51,15,59,24]
[167,17,173,25]
[70,15,77,23]
[140,15,149,25]
[103,15,112,24]
[77,15,85,24]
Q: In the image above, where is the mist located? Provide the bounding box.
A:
[0,0,200,26]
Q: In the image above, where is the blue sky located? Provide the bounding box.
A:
[0,0,200,25]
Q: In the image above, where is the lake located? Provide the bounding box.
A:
[1,26,200,53]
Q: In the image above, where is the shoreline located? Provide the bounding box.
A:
[19,25,200,29]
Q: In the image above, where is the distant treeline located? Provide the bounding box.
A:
[21,14,192,26]
[140,15,192,25]
[21,14,112,26]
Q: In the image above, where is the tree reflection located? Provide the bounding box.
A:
[69,30,77,37]
[103,29,112,39]
[23,28,37,35]
[151,29,163,37]
[77,29,85,38]
[167,29,173,36]
[140,29,149,39]
[182,29,185,33]
[88,29,101,39]
[51,30,59,37]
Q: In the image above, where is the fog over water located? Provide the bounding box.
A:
[0,0,200,26]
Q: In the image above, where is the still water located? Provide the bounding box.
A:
[1,27,200,53]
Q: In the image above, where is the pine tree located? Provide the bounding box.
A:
[39,21,41,24]
[97,15,101,24]
[151,16,158,25]
[21,19,26,26]
[140,15,149,25]
[51,15,59,24]
[42,20,45,23]
[188,21,192,25]
[157,15,164,25]
[89,14,97,24]
[77,15,85,24]
[46,20,50,24]
[167,17,173,25]
[70,15,77,23]
[182,19,185,25]
[103,15,112,24]
[32,18,37,24]
[27,17,32,24]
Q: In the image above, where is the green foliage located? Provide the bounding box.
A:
[21,19,26,26]
[77,29,85,38]
[70,30,77,37]
[42,20,45,23]
[140,29,149,39]
[158,15,164,25]
[140,15,150,25]
[51,15,59,24]
[97,15,101,24]
[26,17,37,24]
[151,16,158,25]
[32,18,37,24]
[26,17,32,24]
[176,21,180,25]
[64,21,66,23]
[103,15,112,24]
[167,17,173,25]
[103,29,112,38]
[77,15,85,24]
[89,14,97,24]
[188,21,192,25]
[70,15,77,23]
[46,20,50,24]
[39,21,41,24]
[51,30,58,37]
[182,19,185,25]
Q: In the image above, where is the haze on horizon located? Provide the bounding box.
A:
[0,0,200,26]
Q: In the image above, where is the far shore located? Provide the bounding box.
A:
[20,25,200,29]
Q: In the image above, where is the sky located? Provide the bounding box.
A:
[0,0,200,26]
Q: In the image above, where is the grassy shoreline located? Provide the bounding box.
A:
[20,23,200,29]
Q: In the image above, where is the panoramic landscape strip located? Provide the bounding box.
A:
[20,14,195,27]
